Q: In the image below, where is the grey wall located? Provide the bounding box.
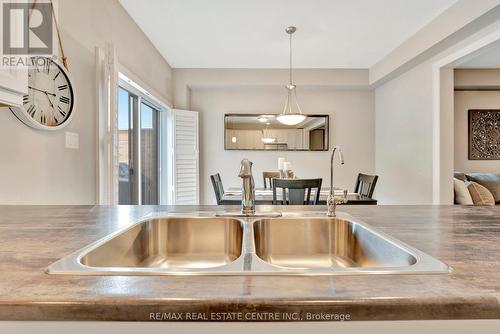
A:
[454,69,500,173]
[375,62,435,205]
[177,70,375,204]
[454,90,500,173]
[192,86,375,205]
[3,2,496,205]
[0,0,173,204]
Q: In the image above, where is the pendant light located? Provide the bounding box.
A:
[277,26,307,126]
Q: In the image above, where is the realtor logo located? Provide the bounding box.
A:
[2,1,52,56]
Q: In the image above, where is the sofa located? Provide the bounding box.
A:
[454,172,500,205]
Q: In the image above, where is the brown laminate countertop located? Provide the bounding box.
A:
[1,205,500,321]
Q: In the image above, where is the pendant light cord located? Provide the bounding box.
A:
[289,32,293,85]
[279,26,305,122]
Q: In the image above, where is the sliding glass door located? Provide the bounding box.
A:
[140,103,159,204]
[118,87,160,205]
[118,87,132,204]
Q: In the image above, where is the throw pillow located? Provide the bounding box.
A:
[467,181,495,206]
[465,173,500,204]
[453,178,473,205]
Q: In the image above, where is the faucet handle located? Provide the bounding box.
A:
[239,158,253,178]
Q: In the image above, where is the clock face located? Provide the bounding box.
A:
[11,56,74,129]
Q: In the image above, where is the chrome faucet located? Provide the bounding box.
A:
[327,146,347,217]
[216,159,281,218]
[239,158,255,215]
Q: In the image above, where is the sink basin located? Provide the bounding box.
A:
[81,217,242,269]
[46,212,450,276]
[84,217,242,269]
[254,217,416,269]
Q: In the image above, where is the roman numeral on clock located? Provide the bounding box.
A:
[23,95,29,104]
[58,84,68,91]
[43,60,50,74]
[60,96,70,104]
[27,105,36,118]
[58,105,67,117]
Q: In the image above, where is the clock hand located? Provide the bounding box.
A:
[28,86,45,94]
[44,92,54,108]
[28,86,56,96]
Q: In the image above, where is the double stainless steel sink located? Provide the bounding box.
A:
[46,212,450,275]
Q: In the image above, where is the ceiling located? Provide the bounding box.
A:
[457,44,500,68]
[119,0,458,69]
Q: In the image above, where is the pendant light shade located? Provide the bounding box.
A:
[277,83,306,125]
[277,113,306,126]
[277,26,306,126]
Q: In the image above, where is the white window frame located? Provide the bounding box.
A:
[96,44,118,205]
[117,72,171,205]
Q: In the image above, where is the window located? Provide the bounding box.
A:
[118,87,132,204]
[117,74,166,205]
[140,102,159,204]
[112,73,199,206]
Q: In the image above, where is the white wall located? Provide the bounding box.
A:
[454,90,500,173]
[373,10,500,205]
[177,71,374,204]
[1,1,497,205]
[173,69,370,109]
[0,0,172,204]
[374,62,435,205]
[455,69,500,88]
[370,0,500,84]
[454,69,500,173]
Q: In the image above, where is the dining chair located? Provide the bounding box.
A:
[263,171,281,189]
[354,173,378,198]
[210,173,225,205]
[272,178,322,205]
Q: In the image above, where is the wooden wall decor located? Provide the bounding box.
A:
[469,110,500,160]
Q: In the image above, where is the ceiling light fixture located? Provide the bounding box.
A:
[277,26,307,126]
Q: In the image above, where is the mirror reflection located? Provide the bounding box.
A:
[224,114,329,151]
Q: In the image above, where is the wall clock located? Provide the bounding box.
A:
[10,56,75,130]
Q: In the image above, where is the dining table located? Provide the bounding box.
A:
[221,187,377,205]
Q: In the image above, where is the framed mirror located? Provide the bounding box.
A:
[224,114,329,151]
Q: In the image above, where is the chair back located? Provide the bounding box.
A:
[263,171,281,188]
[354,173,378,198]
[272,178,322,205]
[210,173,225,205]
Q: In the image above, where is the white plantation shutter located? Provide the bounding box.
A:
[172,109,199,204]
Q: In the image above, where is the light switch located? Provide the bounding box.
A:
[65,132,79,149]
